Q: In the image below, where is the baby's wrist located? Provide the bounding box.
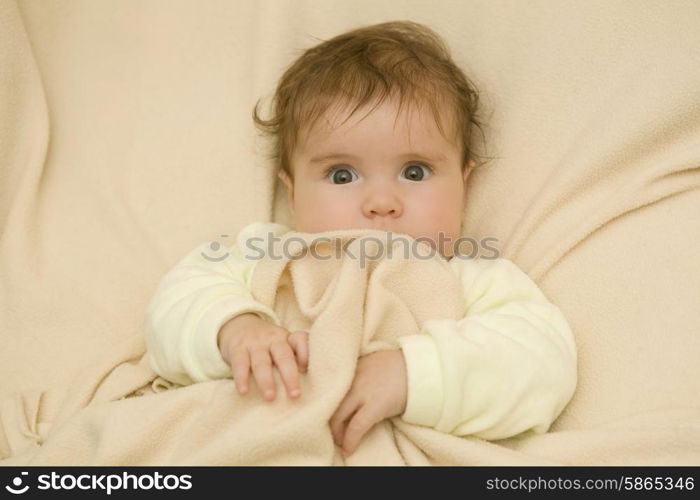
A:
[217,313,265,351]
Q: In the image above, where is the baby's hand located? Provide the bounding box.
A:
[217,313,308,401]
[329,349,408,457]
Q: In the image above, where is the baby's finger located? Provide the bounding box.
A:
[329,392,358,447]
[230,348,251,395]
[342,405,377,456]
[288,331,309,373]
[249,348,276,401]
[270,340,301,399]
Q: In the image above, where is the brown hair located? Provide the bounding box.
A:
[253,20,487,180]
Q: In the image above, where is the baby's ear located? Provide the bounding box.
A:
[277,169,292,190]
[277,170,295,213]
[463,160,475,182]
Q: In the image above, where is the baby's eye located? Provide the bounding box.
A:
[402,163,432,181]
[326,167,358,185]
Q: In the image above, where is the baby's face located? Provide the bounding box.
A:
[279,97,472,257]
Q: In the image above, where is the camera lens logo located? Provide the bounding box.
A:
[5,472,29,495]
[201,234,230,262]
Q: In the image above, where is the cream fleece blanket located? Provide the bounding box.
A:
[1,0,699,465]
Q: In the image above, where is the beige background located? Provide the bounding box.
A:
[1,0,699,463]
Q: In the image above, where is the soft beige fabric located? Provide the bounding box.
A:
[1,0,699,465]
[142,221,578,440]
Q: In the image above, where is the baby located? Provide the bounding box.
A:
[144,21,577,457]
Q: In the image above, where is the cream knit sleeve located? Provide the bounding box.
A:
[397,257,577,440]
[143,222,289,385]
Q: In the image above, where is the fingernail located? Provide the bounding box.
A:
[290,389,300,398]
[265,390,275,400]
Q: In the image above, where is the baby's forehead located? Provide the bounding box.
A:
[298,97,458,149]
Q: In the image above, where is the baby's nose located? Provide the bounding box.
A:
[363,192,403,218]
[370,206,398,216]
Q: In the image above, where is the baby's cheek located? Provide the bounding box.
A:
[299,205,352,233]
[426,217,462,255]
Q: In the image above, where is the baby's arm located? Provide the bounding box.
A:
[143,223,287,385]
[397,257,577,440]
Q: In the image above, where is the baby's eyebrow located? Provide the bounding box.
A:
[309,153,358,164]
[309,152,446,164]
[397,152,447,163]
